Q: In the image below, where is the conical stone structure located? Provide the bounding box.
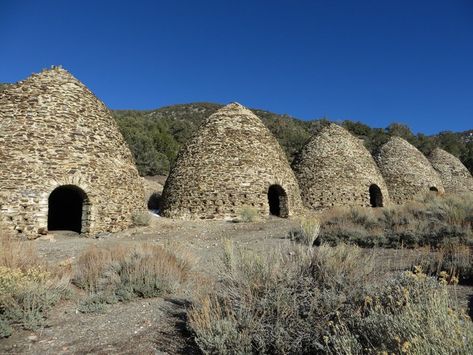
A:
[375,137,444,204]
[292,123,390,210]
[428,148,473,193]
[0,67,145,238]
[161,103,303,219]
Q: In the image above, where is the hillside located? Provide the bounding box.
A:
[112,103,473,176]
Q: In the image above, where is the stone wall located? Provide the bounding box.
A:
[428,148,473,193]
[292,123,390,210]
[375,137,444,204]
[161,103,303,219]
[0,67,145,238]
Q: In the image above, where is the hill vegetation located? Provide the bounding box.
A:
[113,103,473,176]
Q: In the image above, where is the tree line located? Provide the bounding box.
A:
[113,103,473,176]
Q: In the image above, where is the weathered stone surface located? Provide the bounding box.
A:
[161,103,303,219]
[428,148,473,193]
[375,137,444,204]
[0,67,145,238]
[292,123,390,210]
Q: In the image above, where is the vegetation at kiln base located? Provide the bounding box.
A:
[73,243,190,313]
[112,103,473,176]
[0,232,70,337]
[131,211,151,226]
[238,206,259,223]
[318,193,473,249]
[315,193,473,283]
[188,242,473,354]
[288,216,321,246]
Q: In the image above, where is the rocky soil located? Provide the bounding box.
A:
[1,216,472,354]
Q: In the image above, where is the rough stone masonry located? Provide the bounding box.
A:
[0,67,145,238]
[161,103,303,219]
[376,137,445,204]
[292,123,390,210]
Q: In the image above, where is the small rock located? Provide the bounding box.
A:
[95,232,112,239]
[27,335,38,342]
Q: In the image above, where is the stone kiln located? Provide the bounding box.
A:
[161,102,303,219]
[0,67,145,238]
[292,123,390,210]
[428,148,473,193]
[375,137,444,204]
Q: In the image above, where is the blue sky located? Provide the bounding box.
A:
[1,0,472,134]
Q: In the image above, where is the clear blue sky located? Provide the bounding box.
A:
[1,0,472,134]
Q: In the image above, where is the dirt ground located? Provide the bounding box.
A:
[1,216,472,354]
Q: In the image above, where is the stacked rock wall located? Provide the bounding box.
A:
[161,103,303,219]
[375,137,444,204]
[292,123,390,210]
[0,67,145,238]
[428,148,473,193]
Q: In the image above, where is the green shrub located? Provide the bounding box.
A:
[132,211,151,226]
[344,269,473,354]
[238,206,258,223]
[78,294,115,314]
[188,243,473,354]
[73,243,190,308]
[0,233,69,337]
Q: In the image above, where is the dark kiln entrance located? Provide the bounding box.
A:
[369,184,383,207]
[268,184,288,217]
[48,185,87,233]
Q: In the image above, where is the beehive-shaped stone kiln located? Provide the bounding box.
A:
[428,148,473,193]
[0,67,145,238]
[161,102,303,219]
[376,137,444,204]
[292,123,390,210]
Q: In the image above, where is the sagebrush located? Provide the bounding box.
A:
[73,243,190,311]
[0,231,69,337]
[188,243,473,354]
[318,193,473,248]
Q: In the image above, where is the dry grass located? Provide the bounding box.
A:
[288,216,320,246]
[0,230,70,337]
[0,228,42,271]
[411,244,473,284]
[188,242,473,354]
[73,242,191,311]
[318,192,473,249]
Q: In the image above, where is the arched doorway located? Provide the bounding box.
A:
[429,186,438,192]
[48,185,88,233]
[268,185,288,217]
[147,192,161,211]
[369,184,383,207]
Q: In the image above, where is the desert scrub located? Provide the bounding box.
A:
[73,243,190,310]
[288,216,320,246]
[0,233,69,337]
[318,192,473,248]
[412,244,473,284]
[238,206,258,222]
[345,268,473,354]
[187,243,473,354]
[132,211,151,226]
[188,243,376,354]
